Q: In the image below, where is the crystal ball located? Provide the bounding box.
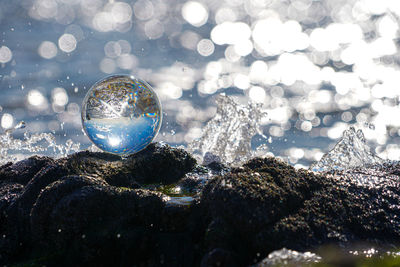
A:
[81,75,162,155]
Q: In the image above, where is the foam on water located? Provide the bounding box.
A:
[310,127,383,172]
[188,94,268,165]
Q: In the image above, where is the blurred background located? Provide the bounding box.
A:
[1,0,400,167]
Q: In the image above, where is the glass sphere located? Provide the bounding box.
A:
[81,75,162,155]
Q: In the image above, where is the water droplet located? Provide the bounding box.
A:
[256,143,268,152]
[14,121,25,129]
[81,75,162,155]
[364,122,375,130]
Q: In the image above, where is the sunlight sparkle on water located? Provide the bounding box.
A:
[0,46,12,64]
[58,34,77,53]
[182,1,208,27]
[38,41,57,59]
[4,0,400,166]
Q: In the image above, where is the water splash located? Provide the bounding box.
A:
[256,248,321,266]
[310,127,383,172]
[0,121,80,165]
[188,94,268,165]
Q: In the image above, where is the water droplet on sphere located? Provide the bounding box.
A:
[81,75,162,155]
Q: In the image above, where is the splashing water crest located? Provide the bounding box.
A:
[257,248,321,266]
[0,121,80,165]
[188,94,268,165]
[310,127,383,172]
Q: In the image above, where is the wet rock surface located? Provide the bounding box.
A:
[1,144,400,266]
[202,158,400,265]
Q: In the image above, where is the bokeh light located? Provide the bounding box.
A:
[0,46,12,63]
[197,39,214,57]
[58,34,77,53]
[1,0,400,165]
[1,113,13,129]
[182,1,208,27]
[38,41,58,59]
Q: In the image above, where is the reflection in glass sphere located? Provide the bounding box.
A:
[81,75,162,155]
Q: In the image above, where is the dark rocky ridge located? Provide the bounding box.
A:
[0,143,400,266]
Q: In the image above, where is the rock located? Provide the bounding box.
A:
[0,182,24,221]
[32,184,204,266]
[201,157,400,265]
[203,152,222,166]
[2,147,400,266]
[44,186,164,254]
[0,143,197,264]
[200,248,238,267]
[123,142,197,185]
[0,156,53,185]
[0,182,23,246]
[58,142,197,186]
[0,163,70,261]
[30,175,108,246]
